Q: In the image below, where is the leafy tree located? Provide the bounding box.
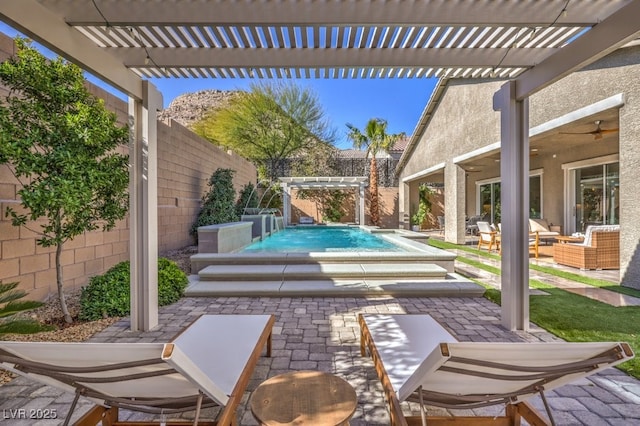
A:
[0,281,52,334]
[191,168,238,236]
[346,118,404,226]
[193,82,336,181]
[0,39,129,323]
[289,141,341,178]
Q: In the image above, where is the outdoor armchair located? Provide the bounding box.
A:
[477,221,498,253]
[359,314,634,426]
[0,315,274,426]
[465,214,484,235]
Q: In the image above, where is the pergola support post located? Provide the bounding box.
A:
[494,81,530,332]
[128,81,162,332]
[445,163,467,245]
[359,183,365,226]
[281,182,291,226]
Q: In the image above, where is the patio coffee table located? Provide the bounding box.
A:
[250,370,357,425]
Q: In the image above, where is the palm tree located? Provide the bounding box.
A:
[346,118,404,226]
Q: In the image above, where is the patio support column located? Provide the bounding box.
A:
[444,163,466,245]
[128,81,162,332]
[281,182,291,226]
[494,81,530,331]
[359,182,365,226]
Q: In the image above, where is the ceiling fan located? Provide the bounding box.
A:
[560,120,619,140]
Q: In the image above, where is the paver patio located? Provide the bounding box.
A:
[1,296,639,425]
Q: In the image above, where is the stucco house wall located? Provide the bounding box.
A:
[398,44,640,288]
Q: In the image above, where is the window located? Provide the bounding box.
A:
[477,171,542,225]
[573,162,619,232]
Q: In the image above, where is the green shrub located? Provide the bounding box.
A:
[79,258,188,321]
[191,168,238,237]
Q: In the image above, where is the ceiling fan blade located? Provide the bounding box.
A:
[600,128,619,134]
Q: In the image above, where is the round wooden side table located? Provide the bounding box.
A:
[250,370,357,426]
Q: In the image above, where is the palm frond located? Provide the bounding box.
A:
[0,300,44,318]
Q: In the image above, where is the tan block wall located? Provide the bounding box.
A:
[375,188,400,229]
[290,189,357,224]
[0,32,256,300]
[156,119,257,252]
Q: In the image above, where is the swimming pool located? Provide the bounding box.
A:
[241,226,407,253]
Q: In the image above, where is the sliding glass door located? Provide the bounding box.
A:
[477,173,541,225]
[574,162,619,232]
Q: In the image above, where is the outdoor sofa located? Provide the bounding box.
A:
[553,224,620,270]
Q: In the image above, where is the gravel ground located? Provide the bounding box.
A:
[0,245,196,385]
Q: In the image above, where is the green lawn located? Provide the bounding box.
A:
[429,239,640,379]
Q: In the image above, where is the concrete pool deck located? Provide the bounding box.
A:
[1,296,638,425]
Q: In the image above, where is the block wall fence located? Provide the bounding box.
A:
[0,33,257,300]
[290,187,400,228]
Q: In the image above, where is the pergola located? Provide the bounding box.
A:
[1,0,639,331]
[279,176,367,225]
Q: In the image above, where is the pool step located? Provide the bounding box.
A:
[191,250,456,274]
[198,263,448,281]
[185,273,485,298]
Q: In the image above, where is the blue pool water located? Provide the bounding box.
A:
[241,226,406,253]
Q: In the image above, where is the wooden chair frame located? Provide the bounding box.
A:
[358,314,633,426]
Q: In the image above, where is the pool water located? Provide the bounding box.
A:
[241,226,406,253]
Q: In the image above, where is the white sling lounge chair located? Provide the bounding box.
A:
[359,314,633,426]
[0,314,275,426]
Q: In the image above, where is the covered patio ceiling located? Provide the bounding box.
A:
[457,101,621,173]
[2,0,640,333]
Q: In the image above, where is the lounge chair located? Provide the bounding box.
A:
[299,216,314,225]
[359,314,633,426]
[495,224,539,258]
[0,314,275,426]
[529,218,561,244]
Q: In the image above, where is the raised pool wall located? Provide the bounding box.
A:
[193,224,456,274]
[197,222,254,253]
[198,216,284,253]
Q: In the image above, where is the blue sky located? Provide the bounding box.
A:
[0,23,437,149]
